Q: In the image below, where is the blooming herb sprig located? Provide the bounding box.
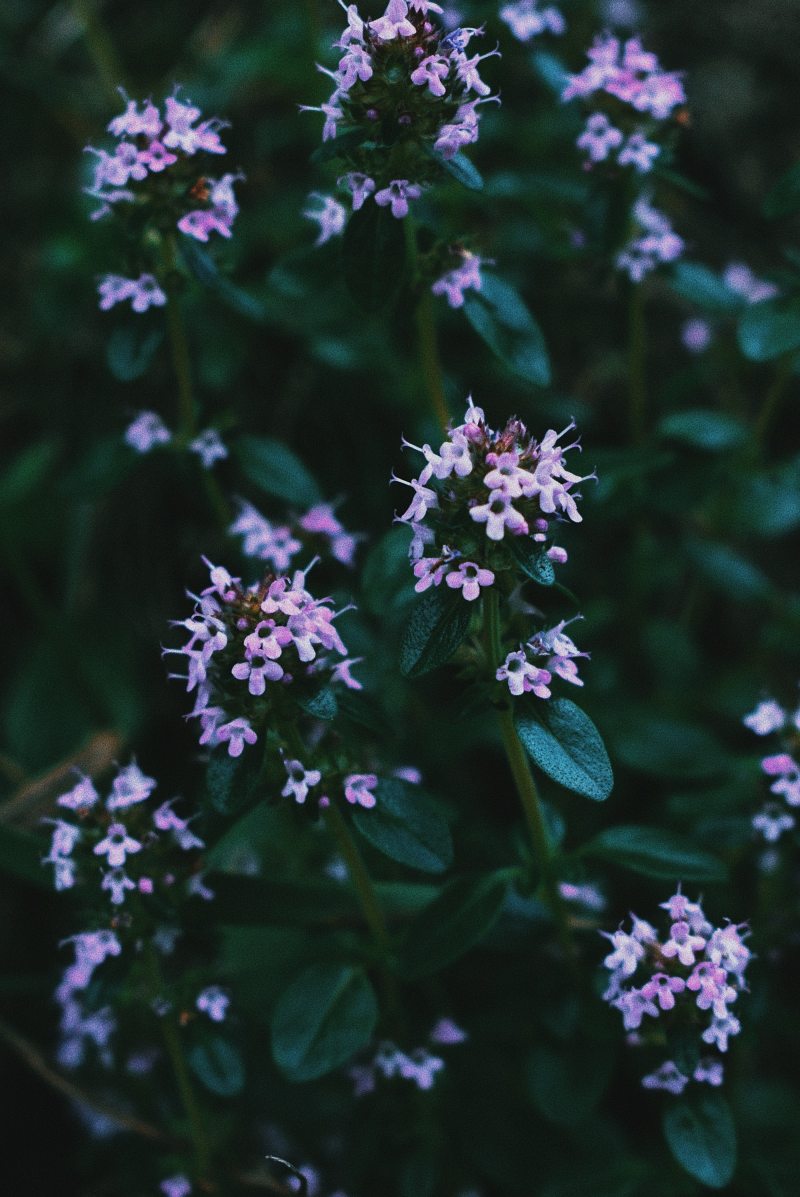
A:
[394,398,594,698]
[230,498,363,571]
[744,694,800,844]
[303,0,499,221]
[167,558,362,760]
[349,1017,467,1095]
[86,89,241,312]
[564,34,686,177]
[602,890,751,1095]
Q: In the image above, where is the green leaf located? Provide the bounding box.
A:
[399,587,473,678]
[341,202,406,312]
[236,435,322,506]
[181,240,267,322]
[299,686,339,720]
[685,539,773,603]
[352,778,453,874]
[582,825,728,883]
[515,699,613,801]
[271,963,377,1081]
[0,442,59,508]
[0,825,50,890]
[189,1037,246,1097]
[509,538,556,586]
[663,1091,737,1189]
[738,299,800,361]
[105,325,163,382]
[659,410,746,452]
[764,162,800,219]
[436,151,484,191]
[463,274,551,386]
[398,871,510,978]
[206,750,256,816]
[670,263,742,314]
[527,1040,614,1127]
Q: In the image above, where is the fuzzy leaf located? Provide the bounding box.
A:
[582,825,728,883]
[299,686,339,720]
[352,778,453,874]
[398,871,510,978]
[236,435,322,506]
[399,587,472,677]
[463,274,551,386]
[738,299,800,361]
[342,203,406,312]
[106,325,163,382]
[670,263,742,314]
[659,410,746,452]
[663,1091,737,1189]
[515,698,613,801]
[436,151,484,191]
[271,963,377,1081]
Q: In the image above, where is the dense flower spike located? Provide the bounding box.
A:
[602,891,750,1093]
[167,558,357,760]
[564,34,685,175]
[303,0,499,221]
[86,88,240,310]
[744,692,800,843]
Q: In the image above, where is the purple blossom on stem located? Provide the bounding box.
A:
[124,411,172,453]
[374,179,423,218]
[98,273,166,313]
[303,193,348,245]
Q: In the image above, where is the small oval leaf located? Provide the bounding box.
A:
[663,1091,737,1189]
[400,587,473,678]
[271,963,377,1082]
[236,436,322,507]
[352,778,453,874]
[189,1037,246,1097]
[515,698,613,801]
[463,274,551,386]
[398,871,510,978]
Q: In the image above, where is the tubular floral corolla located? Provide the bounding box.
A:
[602,889,751,1094]
[86,88,241,310]
[744,693,800,843]
[394,398,594,696]
[302,0,499,222]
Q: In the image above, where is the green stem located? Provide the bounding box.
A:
[72,0,128,103]
[754,352,795,454]
[325,803,390,957]
[627,284,646,445]
[144,944,211,1179]
[484,590,576,965]
[404,217,449,431]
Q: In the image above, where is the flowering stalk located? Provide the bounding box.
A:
[404,215,449,430]
[628,283,647,444]
[161,236,198,443]
[484,586,575,961]
[325,801,391,959]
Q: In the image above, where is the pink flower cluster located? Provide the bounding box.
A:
[496,617,588,699]
[564,34,685,176]
[123,412,228,468]
[499,0,566,43]
[302,0,499,222]
[616,194,684,282]
[230,499,361,572]
[349,1018,467,1096]
[44,763,208,905]
[281,758,378,810]
[602,890,751,1094]
[87,89,240,310]
[168,559,361,759]
[744,695,800,843]
[395,399,589,593]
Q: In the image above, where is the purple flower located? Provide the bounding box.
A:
[124,411,172,453]
[216,717,258,758]
[374,179,423,219]
[281,758,323,804]
[681,318,713,354]
[576,112,623,164]
[616,195,684,282]
[410,54,451,97]
[496,651,552,699]
[694,1058,724,1087]
[344,773,378,809]
[445,561,494,601]
[641,972,686,1011]
[160,1177,192,1197]
[189,428,228,469]
[642,1060,689,1095]
[178,173,240,242]
[744,698,786,736]
[338,172,376,211]
[430,1017,468,1044]
[106,762,157,811]
[369,0,416,40]
[196,985,230,1023]
[57,774,100,812]
[303,193,348,245]
[98,273,166,313]
[94,823,142,868]
[723,262,778,305]
[431,253,484,308]
[752,803,795,842]
[617,131,660,173]
[469,491,529,539]
[101,868,136,905]
[108,93,162,139]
